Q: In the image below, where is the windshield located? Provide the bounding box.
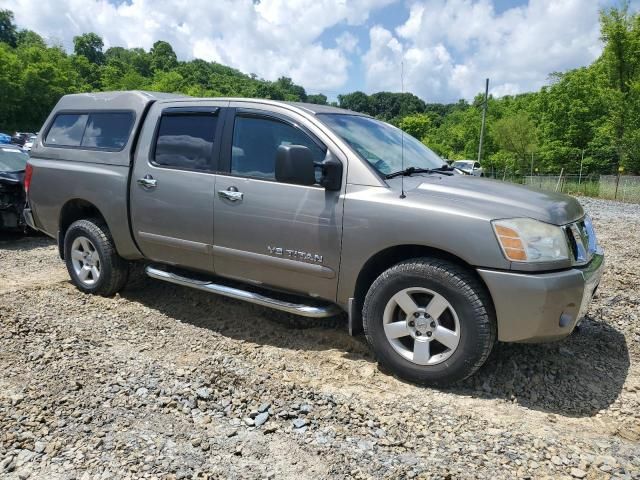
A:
[453,161,473,169]
[318,114,443,175]
[0,147,28,172]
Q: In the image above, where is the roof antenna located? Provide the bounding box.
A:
[400,60,406,199]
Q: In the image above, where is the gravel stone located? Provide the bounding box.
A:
[570,467,587,478]
[292,418,308,429]
[0,198,638,479]
[254,412,269,427]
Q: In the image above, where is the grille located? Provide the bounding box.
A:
[565,216,598,265]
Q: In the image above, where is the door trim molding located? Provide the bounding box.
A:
[212,245,335,279]
[139,231,211,254]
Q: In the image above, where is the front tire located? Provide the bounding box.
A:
[64,219,129,296]
[363,258,496,385]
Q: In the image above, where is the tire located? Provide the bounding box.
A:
[64,218,129,296]
[363,258,496,385]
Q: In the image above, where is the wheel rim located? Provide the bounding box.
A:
[382,287,461,366]
[70,236,101,287]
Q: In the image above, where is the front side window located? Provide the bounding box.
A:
[153,114,217,170]
[319,114,443,176]
[46,114,88,146]
[231,115,326,180]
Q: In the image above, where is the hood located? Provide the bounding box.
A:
[388,174,584,226]
[0,170,24,185]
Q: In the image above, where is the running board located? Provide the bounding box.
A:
[145,266,342,318]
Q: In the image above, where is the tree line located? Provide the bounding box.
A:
[1,4,639,175]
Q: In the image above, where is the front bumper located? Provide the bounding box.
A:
[477,252,605,342]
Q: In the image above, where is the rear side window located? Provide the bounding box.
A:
[46,114,88,146]
[153,114,218,171]
[45,112,134,150]
[82,112,134,149]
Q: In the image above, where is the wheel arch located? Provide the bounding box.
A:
[58,199,108,259]
[349,244,495,335]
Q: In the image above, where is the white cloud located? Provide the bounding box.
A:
[336,31,359,53]
[2,0,394,91]
[364,0,604,102]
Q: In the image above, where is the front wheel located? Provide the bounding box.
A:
[64,219,129,296]
[362,258,496,385]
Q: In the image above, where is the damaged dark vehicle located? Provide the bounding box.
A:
[0,144,28,231]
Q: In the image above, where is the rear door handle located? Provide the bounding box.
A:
[137,175,157,189]
[218,188,244,202]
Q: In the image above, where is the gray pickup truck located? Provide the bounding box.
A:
[24,91,604,385]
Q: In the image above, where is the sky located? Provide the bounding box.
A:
[2,0,638,103]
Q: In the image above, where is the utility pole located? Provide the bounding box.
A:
[477,78,489,164]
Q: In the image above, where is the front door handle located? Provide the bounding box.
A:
[218,188,244,202]
[137,175,157,189]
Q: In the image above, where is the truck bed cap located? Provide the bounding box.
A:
[54,91,187,111]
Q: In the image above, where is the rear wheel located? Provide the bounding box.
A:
[363,258,496,385]
[64,219,129,296]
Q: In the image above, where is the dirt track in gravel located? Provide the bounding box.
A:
[0,197,639,479]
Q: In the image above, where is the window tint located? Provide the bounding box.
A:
[46,112,134,150]
[82,112,134,149]
[231,116,326,180]
[154,114,217,170]
[46,114,88,146]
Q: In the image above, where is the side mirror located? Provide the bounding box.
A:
[318,151,343,191]
[275,145,316,186]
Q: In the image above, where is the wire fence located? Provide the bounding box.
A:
[483,172,640,204]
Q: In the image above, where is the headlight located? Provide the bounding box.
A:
[492,218,569,263]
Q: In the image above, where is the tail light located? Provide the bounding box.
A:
[24,163,33,195]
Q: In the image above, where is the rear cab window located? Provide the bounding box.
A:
[45,111,134,150]
[152,111,218,171]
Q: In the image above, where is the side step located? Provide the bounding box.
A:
[145,266,343,318]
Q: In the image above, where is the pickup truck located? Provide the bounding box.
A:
[24,91,604,385]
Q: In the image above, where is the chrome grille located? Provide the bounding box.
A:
[565,216,598,265]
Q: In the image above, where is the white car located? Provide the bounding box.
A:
[23,135,37,152]
[452,160,483,177]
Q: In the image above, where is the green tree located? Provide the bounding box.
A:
[73,33,105,65]
[275,76,306,101]
[338,91,371,114]
[307,93,328,105]
[16,30,46,48]
[0,9,17,47]
[493,113,538,174]
[150,40,177,72]
[399,114,432,140]
[599,3,640,172]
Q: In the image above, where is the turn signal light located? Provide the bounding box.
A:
[494,225,527,261]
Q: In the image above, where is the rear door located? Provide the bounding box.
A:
[130,101,227,272]
[212,104,345,301]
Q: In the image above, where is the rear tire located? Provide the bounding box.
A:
[363,258,496,385]
[64,219,129,296]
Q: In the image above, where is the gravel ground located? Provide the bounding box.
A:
[1,197,639,479]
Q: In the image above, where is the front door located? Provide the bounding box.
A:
[213,106,344,301]
[130,102,226,272]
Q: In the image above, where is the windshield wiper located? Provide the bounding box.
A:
[385,165,454,179]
